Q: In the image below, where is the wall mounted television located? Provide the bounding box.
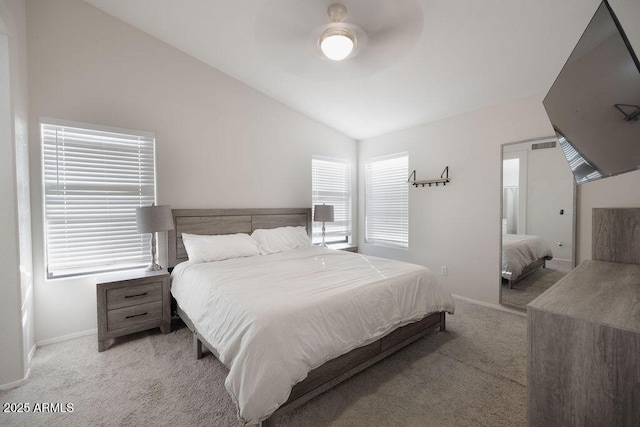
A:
[543,0,640,184]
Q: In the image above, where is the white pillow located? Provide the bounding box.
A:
[181,233,260,263]
[251,226,311,255]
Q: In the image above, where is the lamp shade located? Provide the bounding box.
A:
[314,204,334,222]
[136,205,174,233]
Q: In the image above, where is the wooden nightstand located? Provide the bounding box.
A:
[96,269,171,352]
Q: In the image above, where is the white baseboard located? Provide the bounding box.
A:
[0,345,37,390]
[452,294,526,317]
[36,328,97,347]
[0,368,31,391]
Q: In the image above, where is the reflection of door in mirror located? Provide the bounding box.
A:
[502,158,519,234]
[502,152,527,235]
[501,137,575,311]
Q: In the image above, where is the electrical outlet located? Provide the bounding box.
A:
[441,266,447,276]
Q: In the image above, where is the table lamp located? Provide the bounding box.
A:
[136,204,174,271]
[314,204,334,247]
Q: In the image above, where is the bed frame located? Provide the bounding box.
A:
[168,208,447,426]
[504,256,552,289]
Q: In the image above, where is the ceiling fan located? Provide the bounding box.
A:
[318,4,359,61]
[254,0,424,77]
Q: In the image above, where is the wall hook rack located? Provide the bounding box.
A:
[408,166,451,187]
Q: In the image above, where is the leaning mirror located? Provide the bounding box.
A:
[500,137,576,311]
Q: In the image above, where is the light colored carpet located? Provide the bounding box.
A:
[0,299,526,426]
[502,268,566,312]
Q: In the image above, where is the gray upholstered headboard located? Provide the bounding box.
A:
[167,208,312,267]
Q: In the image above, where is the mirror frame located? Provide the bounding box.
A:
[498,136,577,308]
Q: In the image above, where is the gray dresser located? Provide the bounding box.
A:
[527,208,640,426]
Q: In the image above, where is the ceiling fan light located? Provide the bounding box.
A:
[320,28,355,61]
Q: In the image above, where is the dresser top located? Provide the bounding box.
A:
[528,260,640,333]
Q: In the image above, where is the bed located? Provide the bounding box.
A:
[168,208,455,426]
[502,234,553,288]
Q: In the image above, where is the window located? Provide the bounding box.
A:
[42,120,156,278]
[312,156,351,244]
[365,153,409,247]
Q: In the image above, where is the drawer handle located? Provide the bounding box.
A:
[125,312,148,319]
[125,292,147,299]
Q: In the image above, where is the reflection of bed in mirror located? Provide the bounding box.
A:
[502,234,553,288]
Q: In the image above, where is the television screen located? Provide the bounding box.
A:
[543,0,640,184]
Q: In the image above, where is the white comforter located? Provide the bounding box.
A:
[502,234,553,281]
[171,246,455,424]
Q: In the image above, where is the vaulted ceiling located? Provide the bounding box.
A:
[83,0,637,140]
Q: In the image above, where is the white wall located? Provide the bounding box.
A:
[27,0,356,343]
[0,0,32,389]
[358,0,640,305]
[358,94,553,304]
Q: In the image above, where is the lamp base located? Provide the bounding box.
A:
[145,262,163,272]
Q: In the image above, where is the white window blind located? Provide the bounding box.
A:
[365,153,409,247]
[42,121,156,278]
[312,157,351,243]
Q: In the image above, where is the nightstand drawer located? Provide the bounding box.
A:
[107,301,163,331]
[106,281,163,310]
[97,270,170,351]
